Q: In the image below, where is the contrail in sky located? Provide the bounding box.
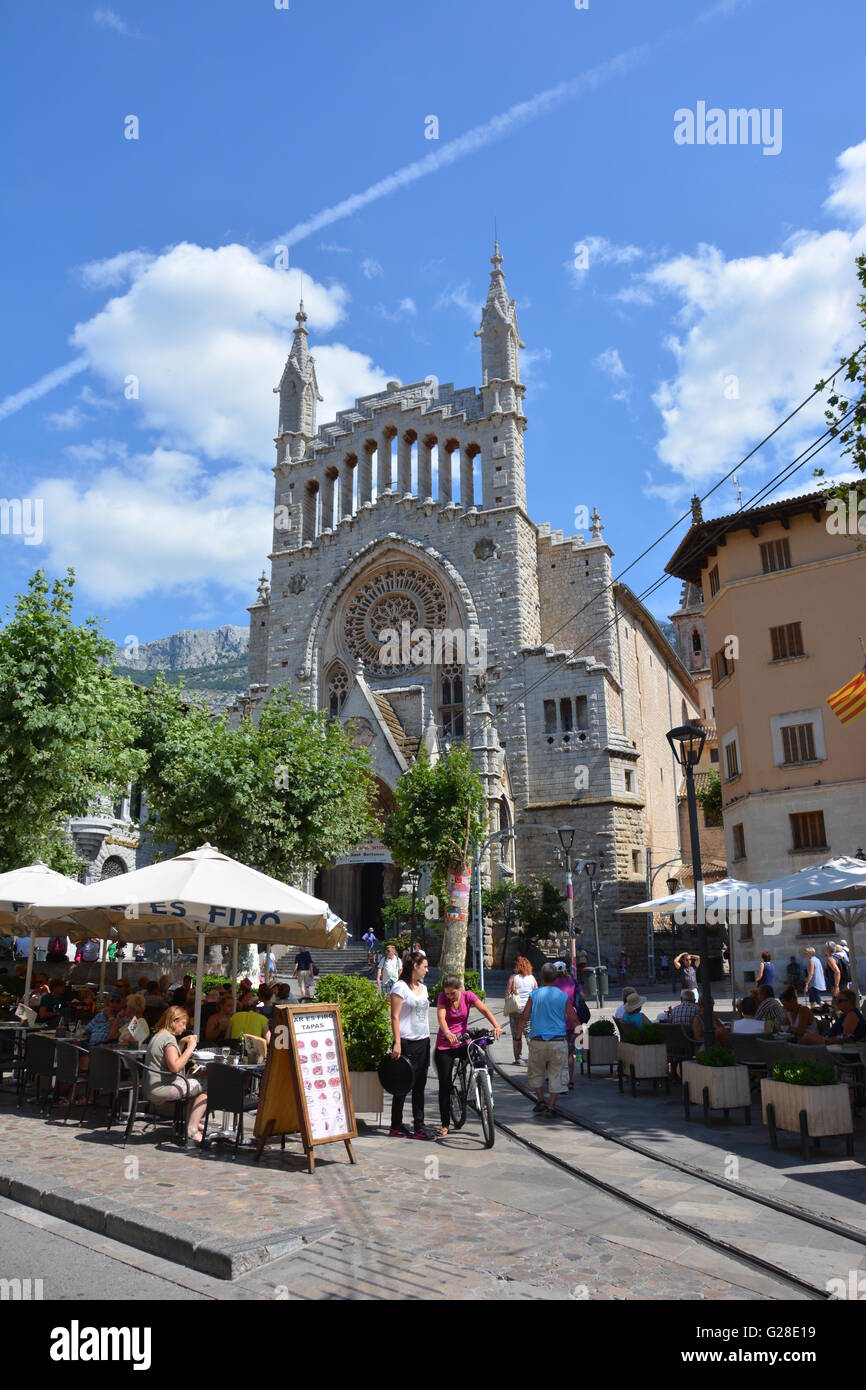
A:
[279,41,651,247]
[0,357,88,422]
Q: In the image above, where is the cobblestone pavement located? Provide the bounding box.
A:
[0,1072,802,1300]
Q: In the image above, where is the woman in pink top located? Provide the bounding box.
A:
[433,974,502,1137]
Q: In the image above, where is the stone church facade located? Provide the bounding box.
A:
[240,245,704,970]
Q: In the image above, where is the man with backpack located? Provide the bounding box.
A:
[826,941,848,992]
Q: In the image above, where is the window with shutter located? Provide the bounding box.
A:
[760,538,791,573]
[782,723,816,764]
[790,810,827,851]
[770,621,803,660]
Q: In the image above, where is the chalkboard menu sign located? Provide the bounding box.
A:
[253,1003,357,1173]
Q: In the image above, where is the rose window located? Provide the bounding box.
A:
[343,567,448,676]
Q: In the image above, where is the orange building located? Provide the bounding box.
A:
[666,490,866,982]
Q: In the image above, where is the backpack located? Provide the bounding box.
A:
[835,953,850,986]
[47,936,67,959]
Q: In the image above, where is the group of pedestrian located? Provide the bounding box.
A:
[386,949,502,1141]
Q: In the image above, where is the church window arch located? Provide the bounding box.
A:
[327,662,349,718]
[692,628,702,656]
[440,662,464,740]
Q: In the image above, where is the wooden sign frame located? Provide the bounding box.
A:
[253,1003,357,1173]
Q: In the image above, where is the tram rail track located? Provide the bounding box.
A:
[484,1027,865,1301]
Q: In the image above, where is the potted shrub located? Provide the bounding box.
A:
[617,1023,670,1096]
[585,1018,617,1075]
[313,975,391,1116]
[682,1046,752,1124]
[761,1059,853,1158]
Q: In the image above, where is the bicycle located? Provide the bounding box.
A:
[448,1028,496,1148]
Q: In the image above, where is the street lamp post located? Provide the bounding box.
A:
[667,724,710,1048]
[407,867,421,952]
[666,873,681,997]
[557,826,577,976]
[583,860,605,1009]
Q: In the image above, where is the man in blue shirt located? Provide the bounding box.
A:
[515,963,579,1117]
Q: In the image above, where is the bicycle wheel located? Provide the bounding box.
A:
[450,1058,468,1129]
[477,1068,495,1149]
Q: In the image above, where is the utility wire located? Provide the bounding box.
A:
[486,401,857,723]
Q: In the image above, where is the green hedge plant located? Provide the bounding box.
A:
[620,1022,666,1045]
[694,1046,735,1068]
[771,1060,837,1087]
[312,974,392,1072]
[588,1019,615,1037]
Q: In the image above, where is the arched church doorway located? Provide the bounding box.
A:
[314,779,401,939]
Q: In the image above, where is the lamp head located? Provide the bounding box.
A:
[557,825,576,852]
[584,859,597,880]
[666,723,706,768]
[666,875,680,896]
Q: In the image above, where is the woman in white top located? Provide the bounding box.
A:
[504,956,538,1062]
[388,950,433,1140]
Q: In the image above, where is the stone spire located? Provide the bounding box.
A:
[690,494,704,524]
[475,239,525,385]
[275,300,323,452]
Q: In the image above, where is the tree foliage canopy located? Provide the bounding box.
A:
[0,570,142,873]
[816,254,866,494]
[383,743,486,883]
[138,681,380,881]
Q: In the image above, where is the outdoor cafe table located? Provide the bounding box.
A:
[191,1052,265,1145]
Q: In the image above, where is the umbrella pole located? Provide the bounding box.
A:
[98,938,107,1000]
[193,931,205,1037]
[231,940,238,1008]
[24,930,36,1001]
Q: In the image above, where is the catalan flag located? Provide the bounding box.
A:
[828,664,866,725]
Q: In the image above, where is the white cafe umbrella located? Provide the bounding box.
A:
[774,856,866,995]
[29,844,343,1033]
[0,863,91,1003]
[617,876,753,919]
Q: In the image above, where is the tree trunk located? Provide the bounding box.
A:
[439,863,472,982]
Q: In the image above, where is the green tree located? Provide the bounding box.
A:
[526,876,568,946]
[0,569,142,873]
[138,681,379,881]
[696,769,723,826]
[383,744,486,981]
[816,254,866,500]
[482,880,535,967]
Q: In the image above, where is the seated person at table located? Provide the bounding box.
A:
[755,984,786,1029]
[28,973,51,1009]
[204,991,234,1044]
[619,991,651,1032]
[85,990,124,1045]
[827,989,866,1044]
[715,994,766,1045]
[230,990,271,1045]
[143,1006,207,1143]
[37,979,68,1024]
[656,989,700,1031]
[777,987,823,1044]
[275,982,292,1003]
[199,988,222,1033]
[691,991,726,1045]
[157,974,172,998]
[72,987,97,1021]
[116,978,132,998]
[257,983,276,1022]
[117,993,150,1048]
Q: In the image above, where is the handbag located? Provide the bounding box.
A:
[503,981,522,1017]
[575,991,591,1025]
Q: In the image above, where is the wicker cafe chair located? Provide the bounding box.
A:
[78,1046,135,1133]
[656,1022,696,1078]
[201,1062,259,1157]
[16,1033,56,1111]
[45,1040,89,1120]
[0,1029,18,1088]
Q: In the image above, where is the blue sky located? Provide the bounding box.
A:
[2,0,865,646]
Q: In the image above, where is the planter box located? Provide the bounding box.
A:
[348,1071,384,1116]
[585,1033,618,1074]
[760,1079,853,1158]
[682,1061,751,1124]
[617,1041,669,1096]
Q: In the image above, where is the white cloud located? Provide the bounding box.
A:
[361,258,383,280]
[44,405,88,431]
[649,141,866,483]
[569,235,644,288]
[376,298,417,323]
[435,282,482,322]
[79,249,153,289]
[594,346,632,404]
[63,438,128,465]
[35,446,273,602]
[92,8,130,35]
[69,242,388,461]
[521,347,552,382]
[319,242,352,254]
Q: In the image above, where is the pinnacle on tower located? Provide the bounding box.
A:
[275,299,323,446]
[475,238,525,385]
